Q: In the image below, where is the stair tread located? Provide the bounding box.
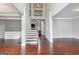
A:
[27,37,37,38]
[28,32,37,34]
[27,37,37,39]
[26,42,37,44]
[26,42,37,43]
[28,34,37,35]
[27,38,37,40]
[26,40,37,42]
[26,29,38,45]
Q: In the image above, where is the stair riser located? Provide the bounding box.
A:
[26,30,38,45]
[27,39,38,40]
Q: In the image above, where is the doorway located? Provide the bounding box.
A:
[40,20,45,35]
[37,20,45,36]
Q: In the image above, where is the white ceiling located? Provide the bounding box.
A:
[0,3,19,14]
[0,3,21,20]
[54,3,79,18]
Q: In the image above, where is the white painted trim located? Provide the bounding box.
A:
[73,16,79,19]
[21,44,26,46]
[4,31,21,39]
[74,37,79,39]
[73,36,79,39]
[54,16,79,20]
[54,17,73,19]
[0,37,4,39]
[0,13,20,16]
[31,16,46,19]
[37,37,41,54]
[0,17,21,20]
[5,38,20,40]
[53,36,79,40]
[53,36,74,38]
[21,45,26,55]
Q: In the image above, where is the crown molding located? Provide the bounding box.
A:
[54,16,79,19]
[0,13,20,17]
[0,17,21,20]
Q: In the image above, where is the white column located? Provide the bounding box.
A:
[21,4,29,55]
[49,13,53,54]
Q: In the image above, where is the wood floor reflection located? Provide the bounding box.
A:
[0,39,21,55]
[0,35,49,55]
[0,37,79,55]
[53,38,79,55]
[26,35,49,55]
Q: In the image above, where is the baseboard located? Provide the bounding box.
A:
[53,36,73,38]
[74,37,79,39]
[53,36,79,40]
[0,38,4,40]
[5,37,20,40]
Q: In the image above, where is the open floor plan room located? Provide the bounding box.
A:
[0,3,79,55]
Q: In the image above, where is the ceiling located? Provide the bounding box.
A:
[0,3,21,20]
[0,3,19,14]
[54,3,79,18]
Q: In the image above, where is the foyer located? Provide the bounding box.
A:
[0,3,79,55]
[0,3,50,55]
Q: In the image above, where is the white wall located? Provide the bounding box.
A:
[0,20,21,39]
[53,17,79,39]
[0,20,5,39]
[4,20,21,39]
[53,18,73,38]
[45,3,69,42]
[5,20,21,31]
[5,31,21,39]
[72,17,79,39]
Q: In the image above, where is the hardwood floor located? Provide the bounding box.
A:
[53,38,79,55]
[0,37,79,55]
[0,39,21,55]
[0,35,49,55]
[26,35,49,55]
